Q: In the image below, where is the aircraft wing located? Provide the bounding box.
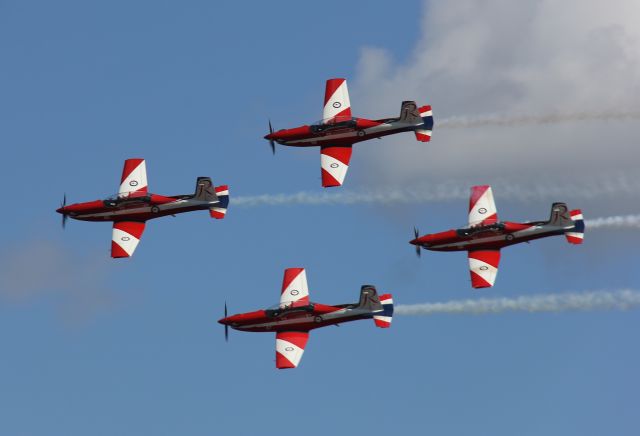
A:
[322,78,352,123]
[118,158,148,197]
[280,268,310,308]
[111,221,146,258]
[468,249,501,288]
[276,331,309,369]
[468,185,498,227]
[321,145,353,187]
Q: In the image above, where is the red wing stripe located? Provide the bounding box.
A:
[281,268,304,295]
[468,249,500,267]
[324,78,345,105]
[469,185,490,212]
[120,159,144,184]
[114,221,145,239]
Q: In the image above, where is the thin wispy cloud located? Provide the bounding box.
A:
[0,240,121,323]
[395,290,640,316]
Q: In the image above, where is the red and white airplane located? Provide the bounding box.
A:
[410,185,585,289]
[56,158,229,258]
[218,268,393,369]
[264,78,434,187]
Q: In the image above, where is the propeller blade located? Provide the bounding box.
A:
[268,120,275,155]
[413,227,421,258]
[224,302,229,342]
[61,194,68,229]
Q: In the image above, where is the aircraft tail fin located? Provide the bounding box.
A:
[414,104,433,142]
[209,185,229,219]
[565,209,585,244]
[373,294,394,328]
[548,202,573,227]
[194,177,218,202]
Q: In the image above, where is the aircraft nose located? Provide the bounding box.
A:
[409,238,419,245]
[217,317,228,325]
[56,207,64,214]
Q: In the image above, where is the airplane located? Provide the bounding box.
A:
[409,185,585,289]
[218,268,393,369]
[264,78,434,187]
[56,158,229,258]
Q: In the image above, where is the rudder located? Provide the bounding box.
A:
[209,185,229,219]
[414,105,433,142]
[565,209,585,244]
[373,294,393,328]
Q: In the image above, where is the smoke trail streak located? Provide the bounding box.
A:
[395,290,640,316]
[438,110,640,129]
[234,177,640,207]
[585,214,640,229]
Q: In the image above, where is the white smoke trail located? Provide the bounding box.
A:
[585,214,640,229]
[395,290,640,316]
[234,176,640,207]
[438,110,640,129]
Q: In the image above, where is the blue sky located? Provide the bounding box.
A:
[1,1,639,435]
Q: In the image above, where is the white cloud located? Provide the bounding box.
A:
[350,0,640,185]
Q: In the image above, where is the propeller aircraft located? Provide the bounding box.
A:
[219,268,393,369]
[56,158,229,258]
[410,185,585,288]
[265,78,434,187]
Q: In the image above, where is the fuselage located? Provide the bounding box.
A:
[264,116,420,148]
[56,193,217,222]
[412,220,571,252]
[219,302,376,333]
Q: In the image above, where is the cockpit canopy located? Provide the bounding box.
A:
[310,116,357,133]
[104,192,152,207]
[265,301,315,317]
[456,222,505,237]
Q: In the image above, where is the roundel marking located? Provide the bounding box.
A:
[479,266,489,271]
[121,236,130,242]
[284,346,294,352]
[478,207,487,214]
[332,102,341,108]
[357,130,365,137]
[330,163,339,169]
[129,180,139,187]
[290,290,299,296]
[506,234,514,241]
[314,316,322,323]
